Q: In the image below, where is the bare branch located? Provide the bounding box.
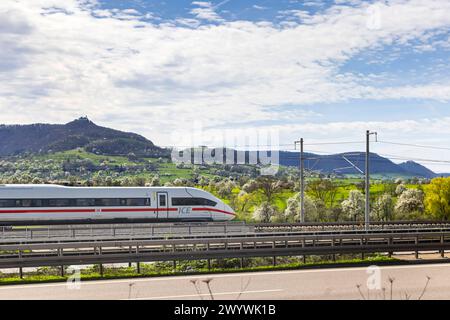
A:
[388,277,395,300]
[236,277,252,300]
[418,276,431,300]
[356,284,366,300]
[203,278,214,300]
[128,282,135,300]
[190,279,204,301]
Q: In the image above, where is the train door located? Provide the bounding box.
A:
[156,192,169,219]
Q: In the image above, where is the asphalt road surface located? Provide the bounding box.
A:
[1,263,450,300]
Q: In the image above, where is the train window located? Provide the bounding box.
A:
[126,198,148,206]
[21,199,33,207]
[76,199,96,207]
[159,194,166,206]
[48,199,71,207]
[31,199,43,207]
[95,199,121,206]
[109,199,122,206]
[0,200,15,207]
[171,198,217,207]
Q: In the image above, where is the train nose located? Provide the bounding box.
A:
[223,204,235,221]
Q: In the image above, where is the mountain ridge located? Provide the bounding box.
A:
[276,150,437,178]
[0,118,444,178]
[0,117,169,158]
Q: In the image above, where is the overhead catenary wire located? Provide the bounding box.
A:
[162,139,368,149]
[164,138,450,168]
[163,139,450,151]
[377,140,450,151]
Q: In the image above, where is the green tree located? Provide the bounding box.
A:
[252,202,278,223]
[395,189,424,219]
[255,177,282,202]
[105,176,113,186]
[235,191,253,213]
[306,178,339,207]
[395,184,407,196]
[371,193,394,221]
[216,179,236,198]
[284,193,323,223]
[425,177,450,220]
[150,175,161,186]
[242,179,259,193]
[341,190,365,221]
[132,176,146,186]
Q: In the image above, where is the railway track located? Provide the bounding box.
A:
[1,221,450,245]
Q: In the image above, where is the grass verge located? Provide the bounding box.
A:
[0,256,397,286]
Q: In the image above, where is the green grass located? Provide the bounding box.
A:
[0,255,396,286]
[34,149,136,166]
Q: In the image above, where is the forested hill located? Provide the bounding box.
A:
[277,151,438,178]
[0,117,169,157]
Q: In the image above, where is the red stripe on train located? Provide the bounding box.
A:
[101,208,178,213]
[0,207,235,215]
[0,209,95,214]
[192,207,236,216]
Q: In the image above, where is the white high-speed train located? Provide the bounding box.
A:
[0,184,235,225]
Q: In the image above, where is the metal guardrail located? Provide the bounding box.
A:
[253,221,450,232]
[2,221,450,245]
[0,222,254,243]
[1,230,450,270]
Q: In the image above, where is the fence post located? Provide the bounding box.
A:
[415,236,419,259]
[128,245,132,267]
[272,241,276,266]
[58,248,64,277]
[332,237,336,262]
[207,242,211,270]
[360,238,365,260]
[239,242,244,268]
[388,236,393,257]
[302,238,306,263]
[98,246,104,277]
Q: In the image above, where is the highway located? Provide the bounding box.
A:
[1,263,450,300]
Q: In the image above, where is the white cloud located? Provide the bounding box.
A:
[190,1,224,22]
[253,5,267,10]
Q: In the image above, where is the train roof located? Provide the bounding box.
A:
[0,184,191,190]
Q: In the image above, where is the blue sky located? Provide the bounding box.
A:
[96,0,333,23]
[1,0,450,171]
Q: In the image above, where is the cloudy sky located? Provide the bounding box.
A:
[1,0,450,172]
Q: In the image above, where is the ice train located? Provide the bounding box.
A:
[0,184,235,225]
